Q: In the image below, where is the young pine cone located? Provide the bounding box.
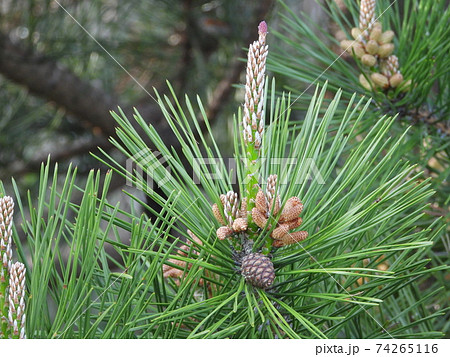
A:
[241,252,275,289]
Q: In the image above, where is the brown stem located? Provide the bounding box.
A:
[0,136,111,178]
[0,33,117,137]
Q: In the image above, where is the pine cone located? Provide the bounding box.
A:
[241,252,275,289]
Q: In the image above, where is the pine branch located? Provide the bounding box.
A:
[0,33,117,137]
[0,136,111,178]
[0,32,181,147]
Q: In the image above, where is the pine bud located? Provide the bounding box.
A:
[359,0,376,34]
[164,257,186,272]
[389,73,404,88]
[216,226,233,240]
[334,30,347,42]
[379,30,395,44]
[239,197,247,219]
[365,40,379,55]
[361,54,377,67]
[340,41,364,58]
[224,191,238,224]
[241,252,275,289]
[0,196,14,292]
[286,217,303,230]
[187,229,202,247]
[177,244,190,257]
[385,55,400,75]
[378,43,394,58]
[163,266,183,279]
[272,240,284,248]
[243,21,268,147]
[371,73,389,88]
[266,174,277,201]
[340,40,353,50]
[351,27,363,41]
[372,22,382,31]
[380,63,391,78]
[163,230,204,280]
[359,73,372,90]
[8,262,26,339]
[163,254,192,281]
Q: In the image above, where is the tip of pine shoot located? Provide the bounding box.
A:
[258,21,267,35]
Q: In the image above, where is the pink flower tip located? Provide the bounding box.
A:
[258,21,268,35]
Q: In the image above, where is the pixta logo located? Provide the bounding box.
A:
[192,157,325,186]
[126,151,325,191]
[125,149,172,192]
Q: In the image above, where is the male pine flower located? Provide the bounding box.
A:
[339,0,409,92]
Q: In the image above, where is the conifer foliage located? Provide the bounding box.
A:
[0,3,447,339]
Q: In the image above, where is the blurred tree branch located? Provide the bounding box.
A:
[0,32,118,137]
[0,135,111,178]
[0,0,274,180]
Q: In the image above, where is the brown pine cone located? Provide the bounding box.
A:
[241,252,275,289]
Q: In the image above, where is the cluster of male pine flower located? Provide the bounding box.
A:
[340,0,410,91]
[212,174,308,249]
[0,196,26,339]
[211,174,307,289]
[252,175,308,248]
